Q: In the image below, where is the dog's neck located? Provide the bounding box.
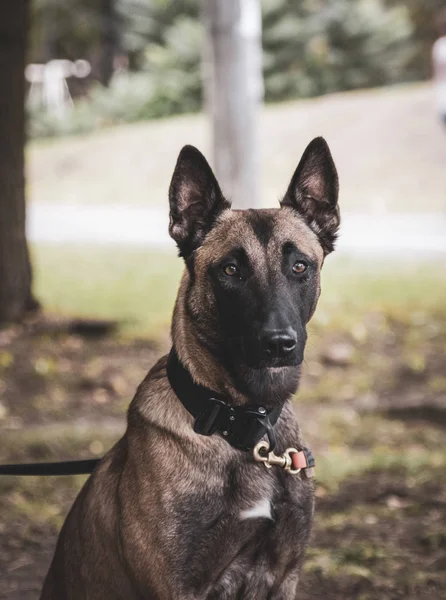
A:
[171,274,251,407]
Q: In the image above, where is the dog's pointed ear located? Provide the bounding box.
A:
[281,137,340,254]
[168,145,231,257]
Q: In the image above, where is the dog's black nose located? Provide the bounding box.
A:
[260,329,297,359]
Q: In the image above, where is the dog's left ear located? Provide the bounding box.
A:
[281,137,340,254]
[169,145,231,257]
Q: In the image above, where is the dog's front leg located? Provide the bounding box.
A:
[269,570,300,600]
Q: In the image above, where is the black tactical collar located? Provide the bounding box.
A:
[167,348,283,452]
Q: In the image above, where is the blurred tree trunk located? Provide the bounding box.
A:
[99,0,118,86]
[203,0,263,208]
[0,0,39,324]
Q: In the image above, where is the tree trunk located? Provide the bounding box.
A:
[0,0,39,324]
[203,0,263,208]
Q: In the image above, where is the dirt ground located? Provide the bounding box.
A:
[0,313,445,599]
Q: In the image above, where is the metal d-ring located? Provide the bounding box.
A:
[283,447,302,475]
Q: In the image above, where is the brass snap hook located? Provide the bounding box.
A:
[253,441,272,468]
[253,442,301,475]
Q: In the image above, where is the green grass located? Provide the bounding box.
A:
[32,245,182,338]
[315,446,446,493]
[314,255,446,329]
[33,244,446,339]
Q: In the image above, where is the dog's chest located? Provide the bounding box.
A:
[172,459,314,598]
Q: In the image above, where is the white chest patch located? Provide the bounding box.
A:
[240,497,273,520]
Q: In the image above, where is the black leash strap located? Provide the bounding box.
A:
[0,458,100,476]
[0,348,284,476]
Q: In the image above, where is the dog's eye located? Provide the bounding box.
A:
[223,264,238,277]
[292,261,307,275]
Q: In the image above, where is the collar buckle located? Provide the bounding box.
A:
[193,397,227,436]
[193,400,277,452]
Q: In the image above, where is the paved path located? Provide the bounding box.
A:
[28,204,446,256]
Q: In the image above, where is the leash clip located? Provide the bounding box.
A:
[253,441,302,475]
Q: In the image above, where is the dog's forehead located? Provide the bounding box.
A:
[197,208,323,266]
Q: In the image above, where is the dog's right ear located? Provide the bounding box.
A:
[168,145,231,258]
[281,137,340,254]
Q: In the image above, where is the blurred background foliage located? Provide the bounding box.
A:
[28,0,445,138]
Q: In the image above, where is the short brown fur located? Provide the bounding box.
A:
[41,138,339,599]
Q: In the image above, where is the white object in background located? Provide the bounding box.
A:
[25,59,91,117]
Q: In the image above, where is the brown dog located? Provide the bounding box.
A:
[40,137,339,599]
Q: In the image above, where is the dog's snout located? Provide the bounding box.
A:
[260,328,297,359]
